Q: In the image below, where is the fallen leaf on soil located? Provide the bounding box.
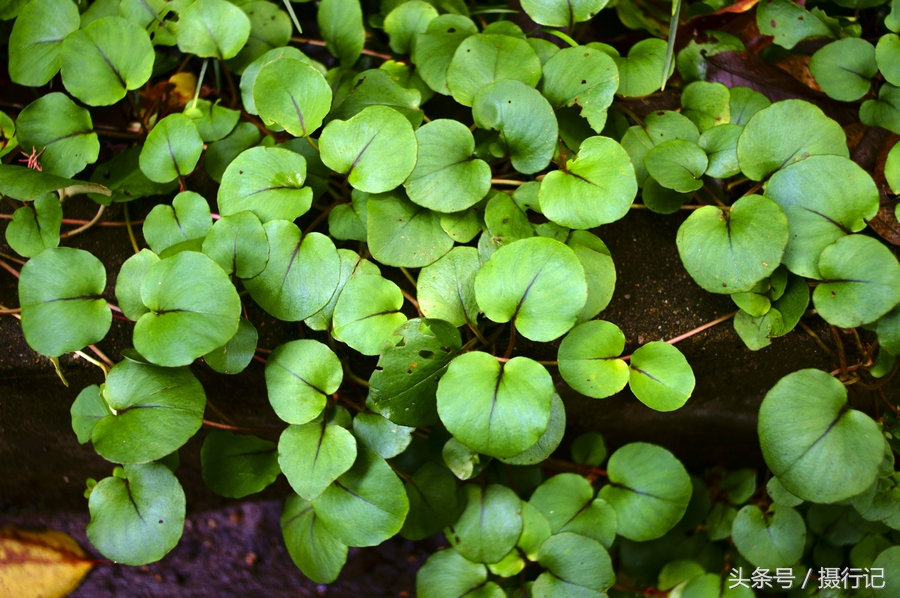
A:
[0,527,94,598]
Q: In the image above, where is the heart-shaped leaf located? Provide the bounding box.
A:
[142,191,211,254]
[240,47,312,115]
[91,360,205,463]
[499,392,566,466]
[176,0,251,60]
[628,342,695,412]
[225,1,292,73]
[304,248,380,331]
[115,250,159,322]
[352,412,413,459]
[558,320,629,399]
[861,83,900,134]
[621,110,700,187]
[521,0,608,28]
[367,190,454,267]
[203,316,258,375]
[201,430,280,498]
[384,0,438,54]
[254,57,332,137]
[71,384,111,444]
[810,38,877,101]
[759,368,883,503]
[318,0,364,65]
[446,484,522,564]
[5,193,61,258]
[281,493,348,584]
[332,274,408,355]
[613,39,673,98]
[201,211,269,279]
[8,0,79,86]
[279,421,357,500]
[184,99,240,142]
[529,474,617,548]
[139,114,203,184]
[541,47,618,132]
[417,548,496,598]
[16,93,99,178]
[535,532,614,596]
[644,139,708,193]
[417,247,480,328]
[732,504,806,569]
[878,34,900,87]
[218,146,312,223]
[446,33,542,107]
[266,339,342,425]
[412,14,478,95]
[568,231,616,322]
[327,69,423,127]
[699,123,742,178]
[681,81,731,132]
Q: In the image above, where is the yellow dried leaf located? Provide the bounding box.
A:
[168,72,198,106]
[0,527,93,598]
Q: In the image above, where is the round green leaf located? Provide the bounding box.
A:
[447,484,522,564]
[134,251,241,367]
[281,493,348,584]
[436,352,554,458]
[352,412,414,459]
[16,93,99,178]
[312,448,409,547]
[201,211,269,279]
[333,275,408,356]
[201,430,279,498]
[628,342,695,412]
[539,136,637,229]
[176,0,251,60]
[417,247,480,328]
[887,141,900,195]
[442,437,491,481]
[320,106,417,193]
[139,114,203,184]
[568,231,616,322]
[115,249,159,322]
[8,0,79,86]
[767,477,803,508]
[404,119,491,213]
[597,442,692,541]
[500,392,566,466]
[521,0,607,28]
[644,139,708,193]
[558,321,629,399]
[367,190,454,267]
[367,318,462,427]
[732,504,805,569]
[5,193,62,258]
[878,34,900,87]
[92,360,205,463]
[878,305,900,356]
[571,432,607,467]
[677,195,788,294]
[472,80,558,175]
[411,14,478,96]
[327,68,424,128]
[142,191,211,254]
[621,110,700,187]
[305,248,380,331]
[518,502,552,562]
[87,462,185,566]
[254,57,332,137]
[416,548,493,598]
[536,532,614,595]
[60,17,153,106]
[730,86,771,126]
[266,339,342,425]
[530,474,617,548]
[541,47,618,132]
[446,33,542,107]
[317,0,364,65]
[19,247,111,357]
[736,100,849,181]
[203,316,258,375]
[71,384,111,444]
[244,222,341,321]
[225,1,292,73]
[613,39,673,98]
[872,546,900,595]
[757,0,834,49]
[217,146,312,223]
[240,47,312,115]
[385,0,439,54]
[759,368,883,503]
[681,82,731,133]
[813,234,900,328]
[279,421,358,500]
[699,123,742,179]
[861,83,900,134]
[810,38,877,101]
[474,237,587,342]
[183,99,240,142]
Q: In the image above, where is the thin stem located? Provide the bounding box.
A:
[399,266,417,288]
[202,419,279,433]
[126,92,148,135]
[88,345,115,368]
[0,258,21,278]
[303,198,345,236]
[290,37,392,60]
[609,103,644,126]
[123,203,140,254]
[192,58,209,110]
[401,289,423,317]
[495,356,557,365]
[0,307,22,315]
[92,127,144,140]
[59,204,106,239]
[467,322,488,346]
[107,303,123,314]
[543,457,607,478]
[799,320,835,357]
[742,180,764,197]
[490,178,526,187]
[342,359,370,388]
[305,136,319,152]
[220,60,239,108]
[630,203,706,211]
[206,399,238,426]
[831,325,848,376]
[0,251,26,265]
[74,350,109,376]
[664,311,737,345]
[503,321,517,359]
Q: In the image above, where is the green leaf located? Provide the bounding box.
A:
[203,316,258,375]
[758,368,883,503]
[736,100,848,181]
[535,532,614,595]
[813,234,900,328]
[417,549,498,598]
[530,474,616,548]
[757,0,835,49]
[658,560,705,590]
[472,80,558,175]
[5,193,61,258]
[352,412,413,459]
[613,39,673,98]
[266,339,342,425]
[16,93,99,178]
[367,190,454,267]
[567,231,616,322]
[699,123,742,179]
[254,57,333,137]
[71,384,111,444]
[412,14,478,96]
[541,47,618,132]
[628,342,695,412]
[183,99,240,142]
[440,208,483,244]
[878,34,900,87]
[8,0,79,86]
[225,1,292,73]
[810,38,877,101]
[115,250,159,322]
[878,305,900,356]
[621,110,700,187]
[887,141,900,195]
[244,222,341,321]
[680,573,754,598]
[405,119,491,213]
[681,82,731,133]
[217,146,312,223]
[281,493,348,584]
[571,432,607,467]
[558,320,629,399]
[446,33,542,107]
[539,136,637,229]
[732,504,805,569]
[279,421,358,500]
[436,352,553,458]
[88,147,177,204]
[676,31,745,83]
[401,462,463,540]
[721,469,757,504]
[368,318,462,427]
[861,83,900,134]
[139,114,203,183]
[312,448,409,547]
[872,546,900,595]
[201,211,269,279]
[644,139,708,193]
[201,430,279,498]
[597,442,691,541]
[92,360,205,463]
[764,156,879,279]
[0,164,102,202]
[18,247,111,357]
[320,106,417,193]
[417,247,480,328]
[305,248,379,331]
[890,0,900,33]
[385,0,439,54]
[60,16,153,106]
[240,47,312,115]
[447,484,523,564]
[333,274,408,356]
[676,195,788,293]
[327,69,423,128]
[729,87,771,126]
[443,437,491,481]
[87,462,185,566]
[142,191,211,254]
[474,237,587,342]
[518,502,552,561]
[133,251,240,367]
[318,0,364,65]
[706,502,737,541]
[176,0,251,60]
[521,0,607,27]
[767,477,803,508]
[500,391,566,466]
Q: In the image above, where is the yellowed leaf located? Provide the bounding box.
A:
[0,527,94,598]
[168,72,198,106]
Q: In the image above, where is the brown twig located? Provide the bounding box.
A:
[290,36,393,60]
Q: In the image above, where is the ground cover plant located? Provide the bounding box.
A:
[2,0,900,595]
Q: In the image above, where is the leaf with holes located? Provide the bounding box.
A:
[541,46,618,132]
[412,14,478,96]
